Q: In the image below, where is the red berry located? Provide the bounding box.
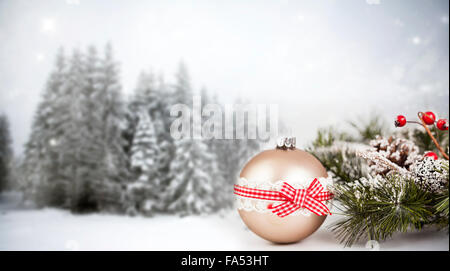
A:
[394,115,407,127]
[424,151,438,160]
[436,119,448,131]
[421,111,436,125]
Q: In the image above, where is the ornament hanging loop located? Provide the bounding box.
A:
[276,137,296,150]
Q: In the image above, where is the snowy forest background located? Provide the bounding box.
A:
[0,44,262,216]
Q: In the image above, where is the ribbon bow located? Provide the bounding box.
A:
[234,178,333,217]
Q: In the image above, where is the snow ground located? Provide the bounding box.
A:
[0,192,448,251]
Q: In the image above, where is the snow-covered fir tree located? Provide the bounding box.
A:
[199,89,231,209]
[127,70,172,148]
[207,97,261,208]
[127,111,161,215]
[21,47,263,215]
[125,69,174,213]
[23,45,129,212]
[61,47,99,212]
[0,114,13,192]
[93,43,130,212]
[159,63,220,215]
[130,71,160,114]
[165,129,218,215]
[200,87,217,145]
[172,61,192,106]
[22,48,71,206]
[152,73,177,208]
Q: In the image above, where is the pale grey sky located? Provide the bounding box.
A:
[0,0,449,155]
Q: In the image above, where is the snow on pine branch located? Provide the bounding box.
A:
[356,150,411,177]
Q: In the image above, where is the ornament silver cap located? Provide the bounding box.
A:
[276,136,296,150]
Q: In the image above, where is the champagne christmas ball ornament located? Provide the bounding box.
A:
[234,137,334,243]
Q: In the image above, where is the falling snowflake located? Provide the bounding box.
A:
[296,14,305,22]
[412,36,421,45]
[49,138,59,147]
[36,53,45,62]
[41,18,56,34]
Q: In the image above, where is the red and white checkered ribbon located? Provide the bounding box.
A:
[234,178,333,217]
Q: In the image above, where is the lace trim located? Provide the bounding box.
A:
[235,176,333,216]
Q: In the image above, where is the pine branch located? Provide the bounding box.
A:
[348,115,389,143]
[356,150,411,177]
[312,148,366,183]
[331,174,435,247]
[309,114,388,184]
[435,195,449,217]
[310,114,449,246]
